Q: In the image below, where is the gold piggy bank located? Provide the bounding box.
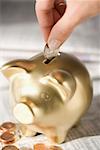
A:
[1,52,92,143]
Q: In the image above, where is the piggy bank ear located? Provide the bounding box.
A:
[1,66,26,80]
[0,60,33,80]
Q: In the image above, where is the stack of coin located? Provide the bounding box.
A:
[0,122,63,150]
[0,122,22,145]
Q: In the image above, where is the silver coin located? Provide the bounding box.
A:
[44,44,60,60]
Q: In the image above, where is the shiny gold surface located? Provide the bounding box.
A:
[16,123,36,137]
[1,52,93,143]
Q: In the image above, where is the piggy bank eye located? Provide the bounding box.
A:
[40,70,76,102]
[51,70,76,101]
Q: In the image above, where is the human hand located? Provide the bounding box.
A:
[36,0,100,51]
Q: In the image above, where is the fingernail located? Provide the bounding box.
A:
[48,39,61,51]
[55,2,66,16]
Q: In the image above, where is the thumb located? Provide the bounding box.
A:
[48,7,81,51]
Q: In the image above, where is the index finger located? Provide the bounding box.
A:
[35,0,55,41]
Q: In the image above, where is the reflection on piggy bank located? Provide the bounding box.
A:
[1,52,92,143]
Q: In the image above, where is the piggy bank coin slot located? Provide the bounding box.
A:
[43,52,61,64]
[43,57,55,64]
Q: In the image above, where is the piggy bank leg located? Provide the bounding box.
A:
[73,120,81,128]
[17,124,37,137]
[46,127,67,144]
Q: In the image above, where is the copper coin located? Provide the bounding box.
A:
[49,146,62,150]
[0,131,15,144]
[2,145,19,150]
[1,122,16,132]
[34,143,47,150]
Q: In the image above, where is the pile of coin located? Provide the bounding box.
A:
[0,122,17,144]
[1,143,62,150]
[0,122,62,150]
[0,122,22,150]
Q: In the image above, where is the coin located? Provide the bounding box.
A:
[2,145,19,150]
[49,146,62,150]
[44,44,59,60]
[0,131,15,144]
[34,143,47,150]
[1,122,16,132]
